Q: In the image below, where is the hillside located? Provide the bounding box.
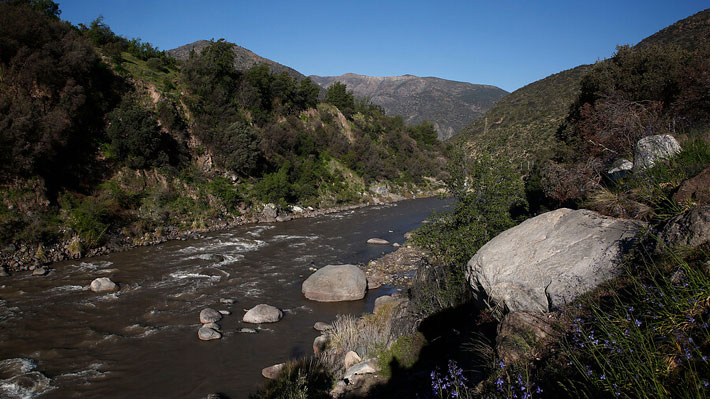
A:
[452,64,592,166]
[310,73,508,140]
[0,5,448,270]
[168,39,306,80]
[637,8,710,51]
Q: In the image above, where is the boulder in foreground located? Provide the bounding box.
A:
[466,208,640,312]
[302,264,367,302]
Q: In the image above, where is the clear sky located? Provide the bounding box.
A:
[58,1,708,92]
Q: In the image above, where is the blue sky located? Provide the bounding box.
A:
[59,1,707,92]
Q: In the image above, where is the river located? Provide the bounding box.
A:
[0,198,452,399]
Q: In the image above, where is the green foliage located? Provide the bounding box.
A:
[377,333,427,378]
[58,194,115,247]
[0,2,117,189]
[207,177,241,212]
[106,96,173,169]
[414,151,527,267]
[561,245,710,399]
[325,81,355,117]
[407,121,439,148]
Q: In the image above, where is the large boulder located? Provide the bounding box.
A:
[242,304,283,323]
[659,206,710,251]
[198,327,221,341]
[261,363,285,379]
[90,277,118,293]
[633,134,681,171]
[302,264,367,302]
[466,208,640,312]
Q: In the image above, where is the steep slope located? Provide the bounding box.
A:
[168,39,305,79]
[310,73,508,140]
[452,65,592,165]
[637,9,710,51]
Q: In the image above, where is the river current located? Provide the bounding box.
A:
[0,198,452,399]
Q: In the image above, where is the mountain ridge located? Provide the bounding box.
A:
[310,73,508,140]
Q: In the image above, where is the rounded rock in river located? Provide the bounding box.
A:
[90,277,118,293]
[301,264,367,302]
[200,308,222,324]
[242,304,283,323]
[198,327,222,341]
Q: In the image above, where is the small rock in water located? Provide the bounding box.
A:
[32,267,48,276]
[203,322,221,331]
[0,266,9,277]
[198,327,222,341]
[218,310,231,315]
[239,328,258,334]
[308,266,318,272]
[243,304,283,324]
[206,393,228,399]
[219,298,235,305]
[262,363,285,379]
[366,238,389,245]
[90,277,118,293]
[313,321,332,332]
[200,308,222,324]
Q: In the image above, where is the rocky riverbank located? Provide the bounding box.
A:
[0,191,444,275]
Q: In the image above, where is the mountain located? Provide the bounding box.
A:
[453,8,709,169]
[452,64,592,165]
[310,73,508,140]
[168,39,305,80]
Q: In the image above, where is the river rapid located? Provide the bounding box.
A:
[0,198,452,399]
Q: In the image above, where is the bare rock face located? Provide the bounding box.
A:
[302,264,367,302]
[90,277,118,293]
[466,208,640,312]
[633,134,681,171]
[261,363,285,379]
[200,308,222,324]
[242,304,283,323]
[660,206,710,251]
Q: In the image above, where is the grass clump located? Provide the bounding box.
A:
[377,332,427,378]
[249,358,333,399]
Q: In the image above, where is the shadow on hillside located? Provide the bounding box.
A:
[365,300,498,398]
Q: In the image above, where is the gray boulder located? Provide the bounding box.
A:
[343,359,378,382]
[198,327,222,341]
[90,277,118,293]
[261,203,278,220]
[313,334,330,355]
[200,308,222,324]
[367,238,390,245]
[302,264,367,302]
[633,134,681,171]
[659,206,710,251]
[466,208,640,312]
[243,304,283,323]
[32,267,48,276]
[607,158,633,180]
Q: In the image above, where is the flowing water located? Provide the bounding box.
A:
[0,198,452,399]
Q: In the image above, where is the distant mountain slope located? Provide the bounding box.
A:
[452,65,592,164]
[453,8,709,168]
[310,73,508,140]
[168,40,305,80]
[637,9,710,51]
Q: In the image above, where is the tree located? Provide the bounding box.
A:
[106,97,170,169]
[325,82,355,116]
